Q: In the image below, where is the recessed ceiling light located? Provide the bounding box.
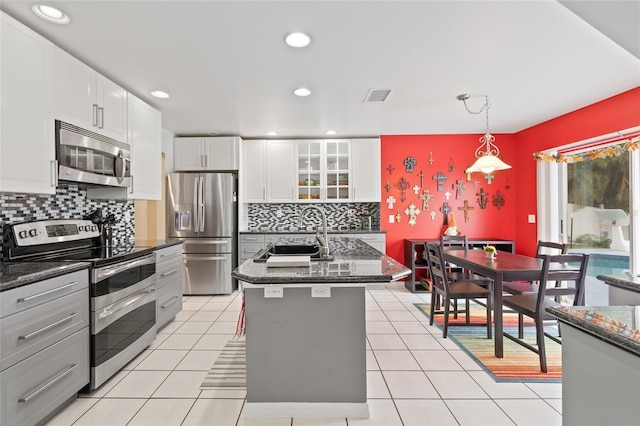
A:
[293,87,311,97]
[150,90,170,99]
[32,5,70,24]
[284,32,312,48]
[325,130,337,135]
[266,131,278,136]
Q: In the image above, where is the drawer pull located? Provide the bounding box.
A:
[17,282,79,303]
[161,296,180,309]
[19,364,77,403]
[244,237,258,241]
[160,269,178,279]
[18,313,77,341]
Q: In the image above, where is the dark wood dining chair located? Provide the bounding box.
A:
[502,240,568,296]
[425,242,492,339]
[502,253,589,373]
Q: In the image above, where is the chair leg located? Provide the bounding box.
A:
[486,298,492,339]
[453,299,458,319]
[518,314,524,339]
[465,298,470,325]
[487,286,492,339]
[429,294,436,326]
[443,297,450,338]
[536,319,547,373]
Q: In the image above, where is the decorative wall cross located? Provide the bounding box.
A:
[404,156,416,173]
[439,202,452,223]
[418,170,426,187]
[395,177,411,202]
[474,180,479,191]
[433,171,448,191]
[395,209,402,223]
[385,180,391,193]
[413,185,420,195]
[386,195,396,209]
[505,178,511,191]
[430,211,437,221]
[386,164,395,175]
[458,200,475,223]
[419,189,434,211]
[477,188,489,209]
[444,190,452,200]
[484,173,495,184]
[404,204,420,226]
[492,190,506,209]
[453,179,466,200]
[428,152,434,165]
[448,157,455,173]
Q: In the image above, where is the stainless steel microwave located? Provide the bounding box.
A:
[55,120,131,188]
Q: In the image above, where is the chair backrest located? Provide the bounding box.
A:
[425,242,451,293]
[440,235,468,251]
[535,253,590,313]
[535,240,568,258]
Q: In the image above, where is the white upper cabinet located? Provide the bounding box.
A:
[241,140,295,203]
[296,139,351,202]
[128,95,162,200]
[0,11,56,194]
[54,48,127,143]
[351,138,381,202]
[174,137,240,171]
[266,140,296,202]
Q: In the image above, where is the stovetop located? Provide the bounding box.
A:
[29,244,157,267]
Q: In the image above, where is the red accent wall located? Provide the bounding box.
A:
[381,87,640,264]
[513,87,640,256]
[380,134,517,262]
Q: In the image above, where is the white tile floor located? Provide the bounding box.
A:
[46,283,563,426]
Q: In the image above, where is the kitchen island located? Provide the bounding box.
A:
[597,274,640,305]
[232,237,410,419]
[546,305,640,426]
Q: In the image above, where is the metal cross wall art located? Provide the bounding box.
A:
[385,180,391,193]
[433,171,448,191]
[492,190,506,209]
[448,157,455,173]
[453,179,466,200]
[484,173,495,184]
[458,200,475,223]
[418,170,426,187]
[439,202,452,224]
[404,157,417,173]
[386,164,395,175]
[476,188,489,209]
[428,152,434,165]
[395,177,411,202]
[419,189,434,211]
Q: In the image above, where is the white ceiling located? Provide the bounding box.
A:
[1,1,638,139]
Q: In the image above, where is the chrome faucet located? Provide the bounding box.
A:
[297,205,330,257]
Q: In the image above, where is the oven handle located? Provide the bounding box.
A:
[93,253,156,283]
[98,288,155,320]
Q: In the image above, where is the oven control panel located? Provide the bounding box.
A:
[11,219,100,246]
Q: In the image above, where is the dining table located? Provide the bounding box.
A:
[441,249,544,358]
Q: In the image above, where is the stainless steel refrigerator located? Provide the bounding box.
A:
[166,172,237,295]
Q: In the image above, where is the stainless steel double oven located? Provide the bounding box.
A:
[3,219,157,389]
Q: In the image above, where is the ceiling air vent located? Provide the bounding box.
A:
[363,89,391,103]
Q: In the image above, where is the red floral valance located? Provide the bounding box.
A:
[534,137,640,163]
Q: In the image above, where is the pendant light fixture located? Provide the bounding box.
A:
[457,94,511,174]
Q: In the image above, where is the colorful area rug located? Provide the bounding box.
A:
[415,303,562,382]
[200,339,246,389]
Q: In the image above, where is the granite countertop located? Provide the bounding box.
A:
[546,305,640,357]
[597,274,640,294]
[0,261,91,292]
[232,237,410,285]
[240,228,385,234]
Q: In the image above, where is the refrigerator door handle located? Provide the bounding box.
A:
[199,176,205,232]
[184,240,229,245]
[184,256,229,261]
[193,179,199,232]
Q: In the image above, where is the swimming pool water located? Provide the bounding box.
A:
[586,254,629,277]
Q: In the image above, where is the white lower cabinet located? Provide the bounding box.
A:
[0,269,90,426]
[155,244,184,330]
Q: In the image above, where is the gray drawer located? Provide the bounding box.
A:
[156,244,183,263]
[0,328,89,426]
[156,255,183,290]
[157,278,183,330]
[1,288,89,371]
[1,269,88,317]
[239,234,265,244]
[239,242,265,261]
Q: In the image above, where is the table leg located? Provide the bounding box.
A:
[494,273,503,358]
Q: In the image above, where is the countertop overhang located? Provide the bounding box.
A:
[232,237,410,285]
[596,274,640,294]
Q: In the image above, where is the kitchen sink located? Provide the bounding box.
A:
[253,244,334,262]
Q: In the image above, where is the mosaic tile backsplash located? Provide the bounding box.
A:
[247,202,380,231]
[0,184,134,255]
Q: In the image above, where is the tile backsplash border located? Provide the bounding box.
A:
[247,202,380,231]
[0,184,134,256]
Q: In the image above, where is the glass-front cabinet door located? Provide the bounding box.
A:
[324,140,350,201]
[296,140,322,201]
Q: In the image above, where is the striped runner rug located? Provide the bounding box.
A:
[200,339,246,389]
[415,303,562,382]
